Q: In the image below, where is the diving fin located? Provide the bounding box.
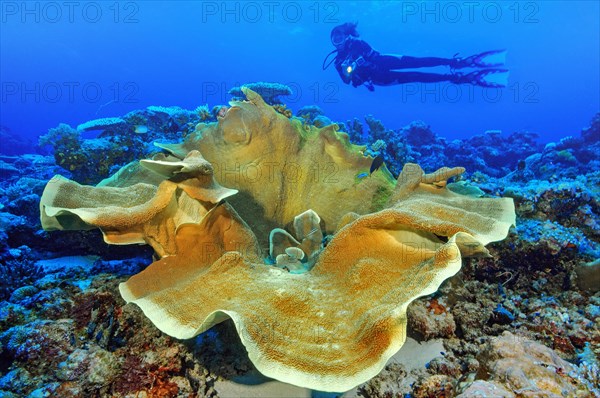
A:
[454,69,510,88]
[454,49,507,69]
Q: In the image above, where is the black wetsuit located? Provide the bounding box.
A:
[334,37,456,88]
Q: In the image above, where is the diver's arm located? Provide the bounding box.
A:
[350,70,375,91]
[349,75,374,91]
[376,50,506,70]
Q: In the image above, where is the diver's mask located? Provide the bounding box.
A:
[331,31,347,47]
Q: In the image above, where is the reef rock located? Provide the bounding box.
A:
[475,331,594,397]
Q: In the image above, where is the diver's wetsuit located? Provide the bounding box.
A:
[334,37,458,88]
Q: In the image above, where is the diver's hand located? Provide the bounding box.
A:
[364,80,375,92]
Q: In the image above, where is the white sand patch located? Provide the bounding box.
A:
[214,337,445,397]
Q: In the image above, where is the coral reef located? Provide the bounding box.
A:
[344,115,414,176]
[38,107,200,184]
[38,89,514,392]
[0,88,598,397]
[343,116,544,178]
[296,104,325,121]
[0,246,42,301]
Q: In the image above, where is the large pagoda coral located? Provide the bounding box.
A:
[39,88,515,392]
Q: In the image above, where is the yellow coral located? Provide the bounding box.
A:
[40,89,516,392]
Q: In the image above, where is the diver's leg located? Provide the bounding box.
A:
[375,70,508,87]
[375,71,455,85]
[377,54,454,69]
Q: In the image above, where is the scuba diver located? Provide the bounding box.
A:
[323,22,508,91]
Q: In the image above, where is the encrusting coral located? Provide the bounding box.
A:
[39,88,515,392]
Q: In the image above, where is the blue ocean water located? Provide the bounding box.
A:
[1,1,599,143]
